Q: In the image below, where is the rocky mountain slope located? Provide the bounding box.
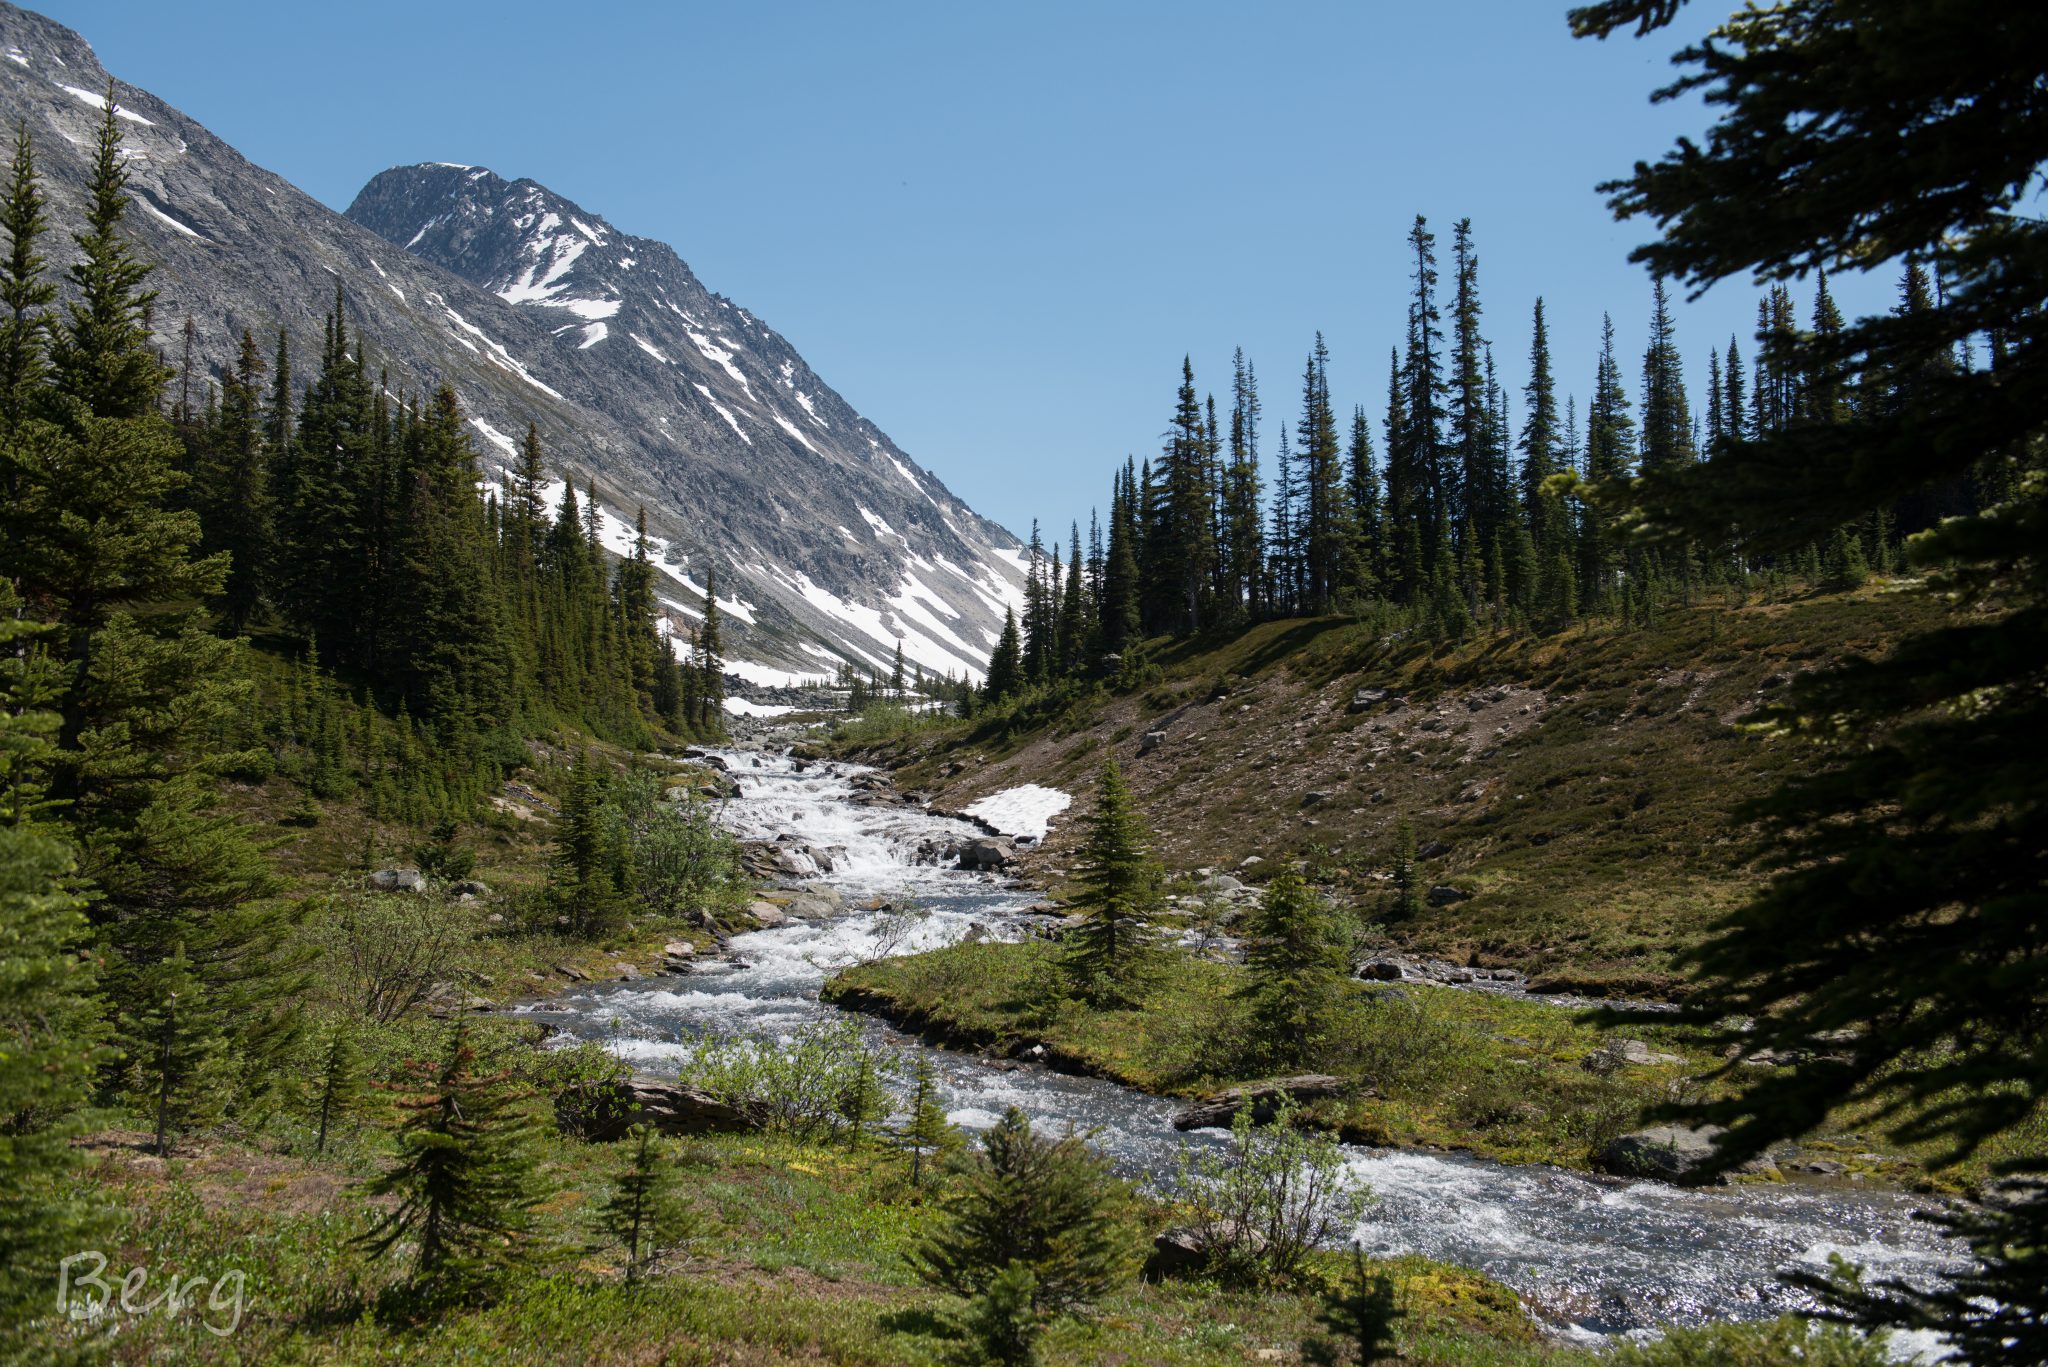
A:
[835,586,1947,998]
[0,2,1023,688]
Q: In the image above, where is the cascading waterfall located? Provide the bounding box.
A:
[517,748,1963,1349]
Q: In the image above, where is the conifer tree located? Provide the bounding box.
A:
[1638,279,1695,474]
[984,608,1023,702]
[1224,348,1265,615]
[600,1124,697,1284]
[1346,406,1383,599]
[1449,219,1505,553]
[1062,761,1164,1006]
[1518,299,1562,556]
[1056,523,1087,674]
[192,330,272,633]
[357,1023,550,1305]
[900,1051,957,1190]
[1238,865,1351,1068]
[1577,315,1636,606]
[0,121,53,451]
[386,386,511,731]
[1389,818,1420,920]
[696,566,726,733]
[553,749,620,936]
[911,1106,1127,1335]
[0,601,104,1344]
[1402,217,1448,580]
[297,1021,364,1157]
[1021,520,1051,680]
[1295,335,1353,612]
[1381,350,1421,602]
[0,110,306,1122]
[1577,2,2048,1345]
[49,87,168,423]
[1096,463,1143,662]
[128,942,222,1155]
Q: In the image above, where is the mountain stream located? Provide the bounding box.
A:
[517,749,1962,1349]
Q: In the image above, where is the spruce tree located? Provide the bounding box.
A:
[696,566,726,733]
[1238,865,1351,1068]
[0,600,104,1345]
[1389,818,1420,920]
[1518,298,1562,556]
[1062,761,1163,1006]
[192,330,272,632]
[553,749,621,936]
[900,1051,957,1190]
[1577,315,1636,607]
[911,1106,1128,1327]
[386,386,512,732]
[128,942,225,1155]
[983,608,1023,703]
[0,107,306,1123]
[0,121,53,452]
[1224,348,1265,615]
[1346,406,1383,600]
[49,87,168,423]
[1056,523,1087,674]
[312,1022,365,1155]
[600,1124,697,1284]
[1577,2,2048,1346]
[357,1023,550,1305]
[1402,217,1448,581]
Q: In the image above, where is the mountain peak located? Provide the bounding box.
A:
[0,3,1024,687]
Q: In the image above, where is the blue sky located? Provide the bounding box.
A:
[46,1,1893,540]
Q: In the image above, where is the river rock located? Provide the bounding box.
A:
[748,901,790,928]
[580,1075,753,1140]
[1597,1124,1727,1182]
[958,837,1013,871]
[368,867,426,893]
[661,940,696,969]
[1146,1220,1268,1278]
[1581,1038,1682,1075]
[1172,1075,1351,1131]
[785,890,841,920]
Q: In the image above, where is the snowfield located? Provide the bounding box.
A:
[963,785,1072,841]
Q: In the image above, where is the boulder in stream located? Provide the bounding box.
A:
[958,837,1013,871]
[1597,1124,1727,1182]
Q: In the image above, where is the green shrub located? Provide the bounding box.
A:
[1610,1317,1890,1366]
[680,1019,895,1144]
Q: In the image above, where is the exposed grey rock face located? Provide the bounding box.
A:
[0,3,1023,686]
